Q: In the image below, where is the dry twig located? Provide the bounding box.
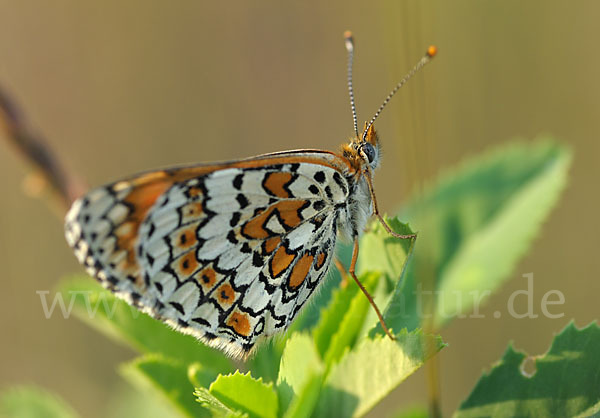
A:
[0,87,86,212]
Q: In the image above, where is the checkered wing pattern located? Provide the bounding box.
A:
[65,152,351,359]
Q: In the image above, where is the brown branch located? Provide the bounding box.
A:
[0,87,87,213]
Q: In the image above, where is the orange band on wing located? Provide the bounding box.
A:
[315,252,327,270]
[263,172,293,198]
[264,236,282,254]
[116,176,174,270]
[271,246,295,277]
[288,253,314,289]
[242,200,306,239]
[164,152,353,180]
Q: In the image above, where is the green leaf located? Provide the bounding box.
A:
[322,272,380,367]
[120,354,207,418]
[207,371,278,418]
[58,276,232,374]
[0,386,79,418]
[391,139,572,330]
[316,329,446,417]
[195,388,247,418]
[188,362,226,391]
[456,321,600,418]
[312,270,381,364]
[357,218,415,280]
[282,373,324,418]
[312,274,363,359]
[276,333,323,413]
[247,342,284,385]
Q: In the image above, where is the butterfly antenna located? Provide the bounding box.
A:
[362,45,437,141]
[344,31,359,137]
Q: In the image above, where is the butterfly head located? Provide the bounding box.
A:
[341,123,380,172]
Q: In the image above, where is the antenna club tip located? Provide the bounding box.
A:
[344,30,354,51]
[427,45,438,58]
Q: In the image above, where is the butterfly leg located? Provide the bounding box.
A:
[334,258,350,288]
[364,168,417,240]
[349,237,396,340]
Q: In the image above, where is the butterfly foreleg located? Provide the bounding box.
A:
[334,257,350,288]
[364,166,417,240]
[348,237,396,340]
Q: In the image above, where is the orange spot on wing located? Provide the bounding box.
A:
[227,311,251,337]
[182,202,204,223]
[264,236,281,254]
[187,186,203,198]
[263,172,292,198]
[271,245,295,277]
[177,251,199,276]
[289,253,314,289]
[175,226,197,249]
[315,252,327,270]
[216,283,236,307]
[195,267,217,291]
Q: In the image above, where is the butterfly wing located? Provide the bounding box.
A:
[65,151,352,359]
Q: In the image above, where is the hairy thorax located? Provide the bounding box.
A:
[336,174,373,243]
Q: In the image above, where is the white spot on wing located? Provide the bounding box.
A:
[241,279,269,312]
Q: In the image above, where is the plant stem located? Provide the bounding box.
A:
[0,87,86,213]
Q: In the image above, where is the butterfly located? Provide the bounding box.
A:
[64,32,436,360]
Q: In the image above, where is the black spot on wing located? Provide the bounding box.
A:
[236,194,249,209]
[252,252,264,267]
[170,302,185,315]
[154,281,163,293]
[192,317,210,327]
[313,171,325,183]
[230,212,241,227]
[233,173,244,190]
[333,171,348,195]
[147,222,156,238]
[227,230,238,244]
[146,253,155,267]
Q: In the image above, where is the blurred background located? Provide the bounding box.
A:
[1,1,599,416]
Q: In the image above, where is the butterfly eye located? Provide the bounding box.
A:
[362,143,376,163]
